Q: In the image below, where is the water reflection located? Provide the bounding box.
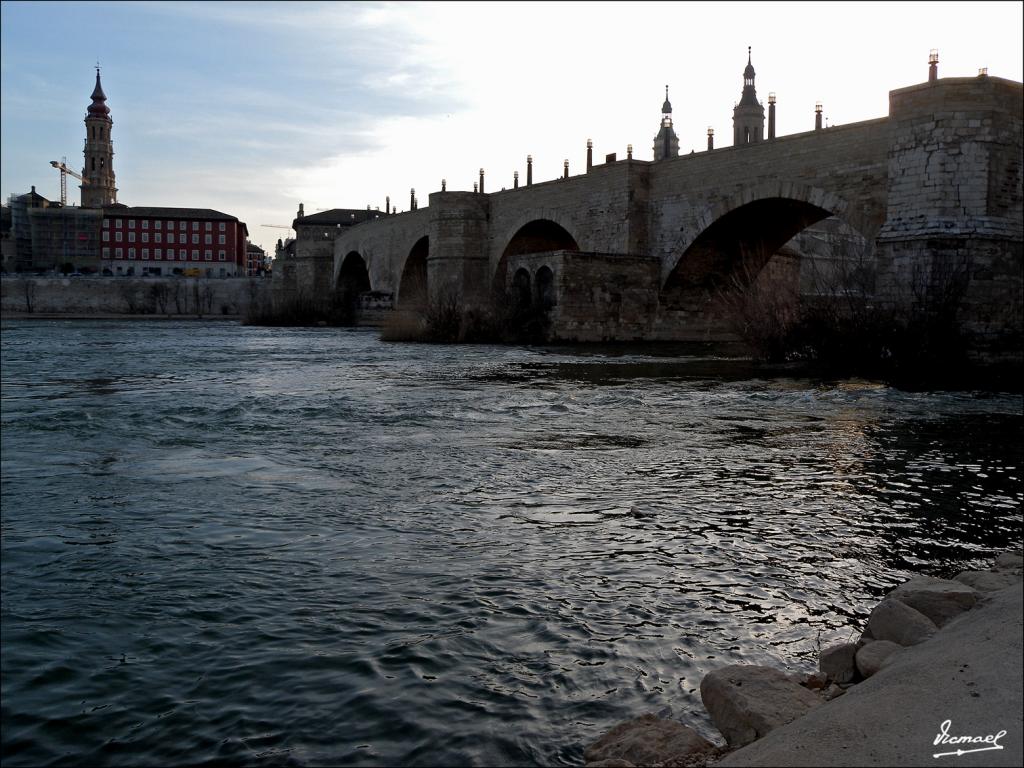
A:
[0,320,1020,767]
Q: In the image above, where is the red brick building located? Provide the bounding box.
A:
[100,206,248,276]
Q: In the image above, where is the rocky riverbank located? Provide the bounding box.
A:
[582,551,1023,767]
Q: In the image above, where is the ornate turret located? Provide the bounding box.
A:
[81,67,117,207]
[652,85,680,161]
[733,47,765,146]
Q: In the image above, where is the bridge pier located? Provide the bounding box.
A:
[427,191,491,308]
[875,76,1023,364]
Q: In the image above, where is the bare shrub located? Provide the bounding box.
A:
[21,278,36,313]
[118,281,141,314]
[722,224,977,384]
[149,282,170,315]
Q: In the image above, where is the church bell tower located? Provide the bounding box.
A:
[732,47,765,146]
[81,67,117,208]
[652,85,680,161]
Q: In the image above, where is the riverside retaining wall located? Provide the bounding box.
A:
[0,275,272,317]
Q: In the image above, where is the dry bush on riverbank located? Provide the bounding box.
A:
[721,232,979,385]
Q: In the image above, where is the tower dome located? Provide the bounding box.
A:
[86,69,111,120]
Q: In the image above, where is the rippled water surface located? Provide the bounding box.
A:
[2,320,1021,767]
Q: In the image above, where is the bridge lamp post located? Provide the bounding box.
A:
[929,49,939,82]
[627,144,633,160]
[587,139,593,171]
[563,159,569,179]
[815,102,823,131]
[527,155,533,186]
[768,92,776,139]
[707,127,714,151]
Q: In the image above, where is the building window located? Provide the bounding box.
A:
[102,231,110,242]
[115,231,123,242]
[142,220,149,229]
[190,234,197,244]
[142,233,149,243]
[191,250,199,260]
[204,250,212,261]
[129,219,136,229]
[116,248,123,258]
[180,249,188,259]
[179,221,186,231]
[205,234,212,245]
[192,222,199,231]
[115,219,122,227]
[103,219,110,228]
[155,248,162,259]
[218,250,226,261]
[155,220,162,230]
[218,234,226,245]
[103,247,110,258]
[155,233,162,243]
[167,233,175,244]
[128,248,136,259]
[142,248,150,260]
[128,232,136,243]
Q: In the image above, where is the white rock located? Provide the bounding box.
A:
[700,665,822,748]
[867,598,937,646]
[888,576,978,627]
[855,639,903,677]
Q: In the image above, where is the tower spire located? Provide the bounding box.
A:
[733,47,765,145]
[653,84,679,161]
[82,67,117,207]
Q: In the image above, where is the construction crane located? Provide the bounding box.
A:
[49,158,88,206]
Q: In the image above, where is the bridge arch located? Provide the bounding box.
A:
[493,217,580,295]
[663,182,868,294]
[337,251,371,293]
[397,236,429,308]
[333,251,371,318]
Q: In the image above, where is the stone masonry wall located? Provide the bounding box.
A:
[1,275,270,317]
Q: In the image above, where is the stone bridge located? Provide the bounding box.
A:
[281,74,1022,345]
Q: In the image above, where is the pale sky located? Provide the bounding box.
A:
[2,1,1022,255]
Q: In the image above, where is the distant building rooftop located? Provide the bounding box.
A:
[294,208,382,227]
[102,205,242,221]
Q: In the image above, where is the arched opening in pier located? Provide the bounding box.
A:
[398,236,429,309]
[493,219,579,299]
[512,268,532,310]
[535,265,555,310]
[335,251,371,321]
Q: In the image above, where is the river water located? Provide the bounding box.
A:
[1,319,1021,767]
